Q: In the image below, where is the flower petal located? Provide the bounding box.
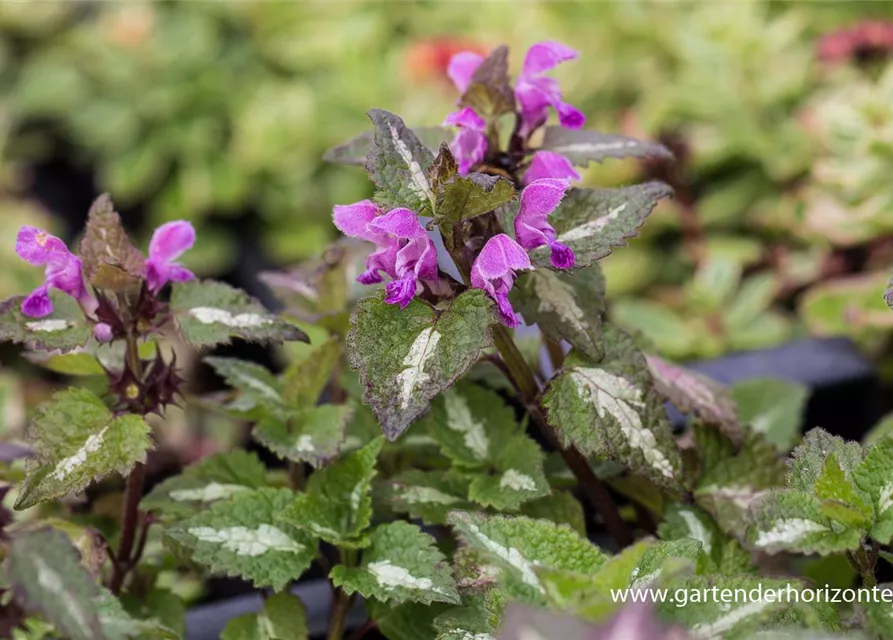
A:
[518,178,569,220]
[21,285,52,318]
[149,221,196,263]
[385,272,418,309]
[451,128,488,175]
[367,208,427,240]
[16,226,70,265]
[522,41,579,76]
[447,51,484,94]
[471,234,532,286]
[333,200,388,245]
[524,151,581,185]
[556,101,585,129]
[443,107,486,131]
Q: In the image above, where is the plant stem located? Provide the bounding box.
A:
[110,334,147,595]
[327,588,351,640]
[491,325,633,547]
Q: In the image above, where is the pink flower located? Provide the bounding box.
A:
[524,151,581,185]
[146,221,195,292]
[471,234,532,328]
[447,51,485,94]
[93,322,113,343]
[333,201,445,308]
[443,107,488,175]
[15,226,96,318]
[514,178,575,269]
[515,41,585,136]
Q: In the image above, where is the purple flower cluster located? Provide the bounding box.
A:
[334,41,585,326]
[15,221,196,335]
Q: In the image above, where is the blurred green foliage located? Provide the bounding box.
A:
[0,0,891,358]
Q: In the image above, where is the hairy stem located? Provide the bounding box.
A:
[110,334,146,595]
[491,325,633,547]
[328,548,358,640]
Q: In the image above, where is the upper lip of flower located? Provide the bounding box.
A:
[145,220,197,292]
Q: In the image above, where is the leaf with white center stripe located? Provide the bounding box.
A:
[448,512,607,605]
[331,521,459,605]
[538,126,673,166]
[658,504,752,575]
[253,404,352,468]
[0,291,92,353]
[693,422,786,536]
[424,383,528,467]
[466,436,549,511]
[142,450,267,518]
[15,388,152,510]
[347,290,495,440]
[854,433,893,544]
[204,357,286,419]
[511,264,606,362]
[6,528,104,640]
[220,592,308,640]
[658,575,834,639]
[279,438,383,548]
[366,109,436,214]
[382,469,474,525]
[530,183,673,270]
[747,490,861,555]
[543,325,682,491]
[166,488,315,590]
[646,355,740,442]
[324,126,449,166]
[171,280,308,348]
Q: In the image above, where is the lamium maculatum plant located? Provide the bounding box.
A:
[3,40,893,640]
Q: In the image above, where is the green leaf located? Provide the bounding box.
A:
[814,453,873,529]
[365,109,436,214]
[458,45,514,117]
[436,172,516,250]
[694,424,787,536]
[253,404,352,468]
[323,127,450,166]
[0,291,92,353]
[425,383,520,468]
[731,378,809,451]
[519,491,586,537]
[6,528,104,640]
[512,264,606,362]
[543,325,682,491]
[166,488,316,591]
[16,388,152,510]
[381,469,474,526]
[119,588,185,639]
[531,183,673,270]
[659,504,752,575]
[538,127,672,166]
[170,280,308,348]
[788,428,863,493]
[77,194,145,281]
[141,450,267,518]
[862,594,893,640]
[331,521,459,605]
[433,590,504,640]
[747,490,862,555]
[205,356,285,418]
[467,436,550,511]
[282,337,341,410]
[347,290,495,440]
[538,539,652,620]
[448,511,607,604]
[279,437,383,547]
[658,575,833,639]
[646,355,740,441]
[632,538,703,588]
[96,589,179,639]
[365,601,450,640]
[854,434,893,544]
[220,592,308,640]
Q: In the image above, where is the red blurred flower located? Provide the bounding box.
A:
[818,20,893,64]
[405,37,489,85]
